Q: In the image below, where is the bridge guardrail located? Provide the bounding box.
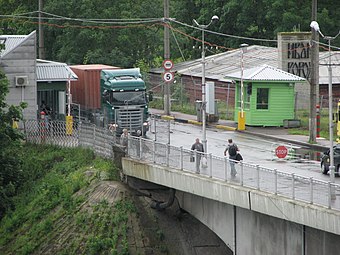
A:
[23,120,340,211]
[128,136,340,211]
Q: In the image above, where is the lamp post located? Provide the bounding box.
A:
[310,21,340,184]
[193,15,219,152]
[238,43,248,131]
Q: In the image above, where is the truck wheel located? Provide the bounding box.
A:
[321,162,329,175]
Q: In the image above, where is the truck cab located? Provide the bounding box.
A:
[100,68,150,136]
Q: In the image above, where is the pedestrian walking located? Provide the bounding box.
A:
[191,138,204,173]
[224,139,239,177]
[40,100,52,129]
[120,129,129,152]
[136,130,142,157]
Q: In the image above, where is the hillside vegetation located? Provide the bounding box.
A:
[0,144,169,255]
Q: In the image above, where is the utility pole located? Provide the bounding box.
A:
[38,0,45,59]
[309,0,318,143]
[163,0,170,116]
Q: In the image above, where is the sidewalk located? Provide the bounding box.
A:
[149,108,330,151]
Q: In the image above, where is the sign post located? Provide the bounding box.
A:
[162,59,174,70]
[163,71,174,83]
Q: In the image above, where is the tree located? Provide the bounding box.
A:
[0,68,26,218]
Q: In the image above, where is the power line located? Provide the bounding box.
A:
[1,10,339,53]
[170,19,278,43]
[0,11,163,24]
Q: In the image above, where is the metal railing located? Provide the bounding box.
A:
[127,136,340,211]
[23,120,340,211]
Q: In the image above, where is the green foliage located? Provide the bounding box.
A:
[149,96,235,120]
[172,78,189,103]
[0,144,127,254]
[288,109,335,140]
[0,0,339,66]
[0,68,27,218]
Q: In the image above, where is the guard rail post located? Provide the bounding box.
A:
[292,173,295,200]
[209,153,212,178]
[256,165,260,190]
[195,151,198,174]
[310,177,314,204]
[152,140,156,163]
[180,146,183,170]
[274,169,278,195]
[328,182,332,209]
[240,161,244,186]
[224,157,228,181]
[93,125,96,149]
[154,115,157,141]
[139,136,142,159]
[166,143,169,167]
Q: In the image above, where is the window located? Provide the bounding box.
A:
[109,91,146,105]
[256,88,269,109]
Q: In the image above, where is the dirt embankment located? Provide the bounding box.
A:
[2,179,230,255]
[112,181,232,255]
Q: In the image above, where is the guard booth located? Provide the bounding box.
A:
[224,65,306,127]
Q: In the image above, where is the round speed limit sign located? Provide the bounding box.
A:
[163,71,174,82]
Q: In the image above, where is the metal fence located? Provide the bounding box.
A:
[24,120,340,211]
[24,120,113,158]
[127,138,340,211]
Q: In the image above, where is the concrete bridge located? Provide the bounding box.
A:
[122,137,340,255]
[23,119,340,254]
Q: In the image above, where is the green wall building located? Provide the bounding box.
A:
[226,65,306,127]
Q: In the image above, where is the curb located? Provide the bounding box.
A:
[240,130,328,151]
[161,115,174,121]
[154,113,328,151]
[214,124,237,131]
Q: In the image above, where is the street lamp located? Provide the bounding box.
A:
[310,21,340,183]
[193,15,219,152]
[238,43,249,131]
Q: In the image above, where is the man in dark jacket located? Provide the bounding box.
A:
[224,139,239,177]
[191,138,204,173]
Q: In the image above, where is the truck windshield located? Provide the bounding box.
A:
[110,91,146,105]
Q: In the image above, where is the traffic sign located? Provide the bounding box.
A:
[275,145,288,158]
[162,59,174,70]
[163,72,174,82]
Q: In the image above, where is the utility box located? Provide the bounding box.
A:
[283,119,301,128]
[206,82,219,122]
[206,81,215,114]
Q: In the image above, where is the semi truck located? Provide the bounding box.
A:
[100,68,151,136]
[70,65,151,136]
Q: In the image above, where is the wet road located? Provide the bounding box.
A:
[147,119,339,184]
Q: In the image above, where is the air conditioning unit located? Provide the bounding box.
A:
[15,76,28,87]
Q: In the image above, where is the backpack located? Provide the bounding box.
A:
[228,144,237,156]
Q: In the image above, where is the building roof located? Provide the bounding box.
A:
[0,32,77,82]
[151,45,340,85]
[0,33,32,57]
[225,64,306,82]
[152,45,278,82]
[319,51,340,84]
[71,64,119,70]
[37,59,78,82]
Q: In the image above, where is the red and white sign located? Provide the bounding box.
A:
[163,71,174,82]
[162,59,174,70]
[275,145,288,158]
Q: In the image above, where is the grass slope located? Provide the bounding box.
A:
[0,144,167,255]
